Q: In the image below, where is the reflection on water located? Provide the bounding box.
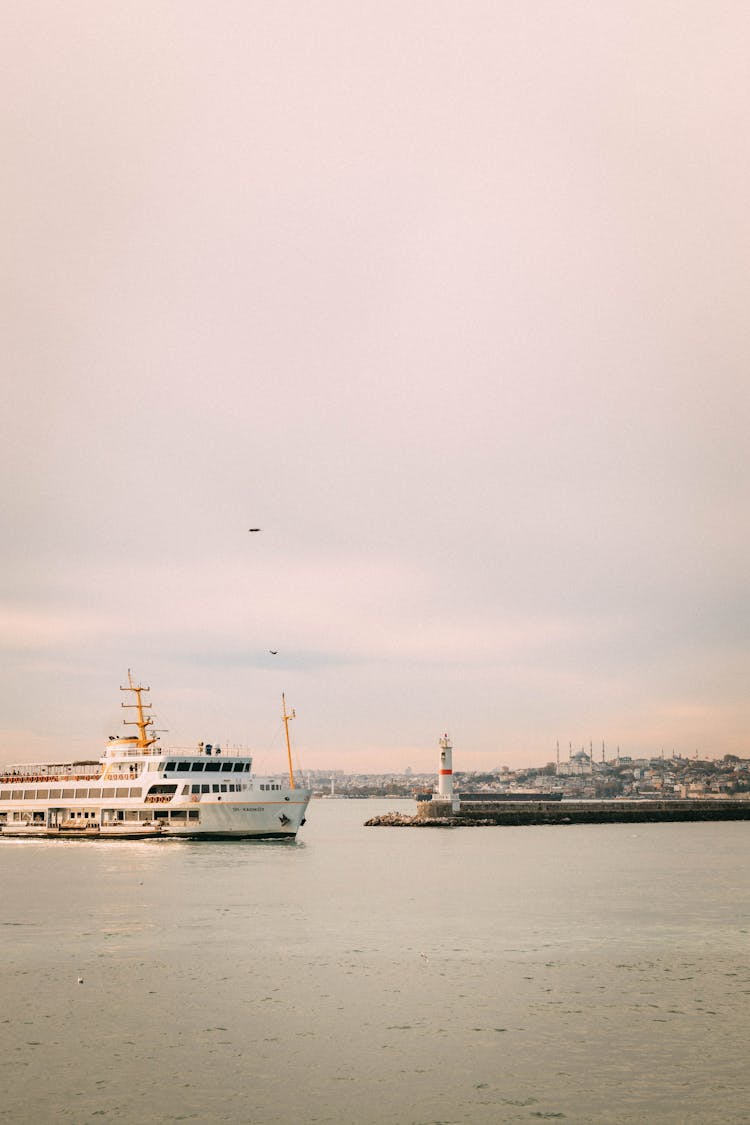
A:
[1,802,748,1123]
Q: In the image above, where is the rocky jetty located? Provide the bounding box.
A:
[365,812,460,827]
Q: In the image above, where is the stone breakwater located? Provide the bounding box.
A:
[365,798,750,827]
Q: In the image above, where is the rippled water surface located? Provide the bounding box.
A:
[1,801,749,1123]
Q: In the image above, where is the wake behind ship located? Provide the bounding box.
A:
[0,674,311,840]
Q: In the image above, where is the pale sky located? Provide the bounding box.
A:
[3,2,749,772]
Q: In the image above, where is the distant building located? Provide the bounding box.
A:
[557,750,593,777]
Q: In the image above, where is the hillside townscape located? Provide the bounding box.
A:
[294,752,750,800]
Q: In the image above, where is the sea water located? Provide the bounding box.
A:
[1,801,748,1124]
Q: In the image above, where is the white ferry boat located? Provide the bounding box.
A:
[0,674,311,840]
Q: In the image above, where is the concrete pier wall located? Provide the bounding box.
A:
[366,798,750,827]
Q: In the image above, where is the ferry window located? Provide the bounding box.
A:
[212,784,220,792]
[177,762,190,771]
[220,784,227,792]
[116,788,129,798]
[244,763,251,772]
[130,788,142,798]
[36,789,49,799]
[191,763,204,772]
[232,763,244,772]
[181,785,190,795]
[201,784,209,793]
[205,762,220,773]
[0,791,10,800]
[228,784,235,792]
[48,789,61,799]
[88,788,101,798]
[23,790,35,800]
[102,788,115,797]
[221,762,233,772]
[188,810,198,820]
[165,762,175,771]
[62,788,74,798]
[190,784,200,794]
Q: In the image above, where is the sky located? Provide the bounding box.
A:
[3,2,749,772]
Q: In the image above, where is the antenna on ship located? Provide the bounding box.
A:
[281,693,296,789]
[120,669,157,749]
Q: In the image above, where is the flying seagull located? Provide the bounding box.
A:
[248,528,261,532]
[269,650,278,655]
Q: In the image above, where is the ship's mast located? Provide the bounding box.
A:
[120,669,157,748]
[282,693,296,789]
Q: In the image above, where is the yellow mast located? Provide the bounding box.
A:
[120,669,157,748]
[282,693,296,789]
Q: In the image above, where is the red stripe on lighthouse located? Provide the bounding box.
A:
[439,769,452,775]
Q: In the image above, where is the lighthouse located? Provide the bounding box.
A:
[438,733,460,812]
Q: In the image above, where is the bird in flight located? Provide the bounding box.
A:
[248,528,261,532]
[269,650,278,655]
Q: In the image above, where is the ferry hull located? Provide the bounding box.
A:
[0,793,312,841]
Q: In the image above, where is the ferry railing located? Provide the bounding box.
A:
[0,771,103,784]
[103,745,250,759]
